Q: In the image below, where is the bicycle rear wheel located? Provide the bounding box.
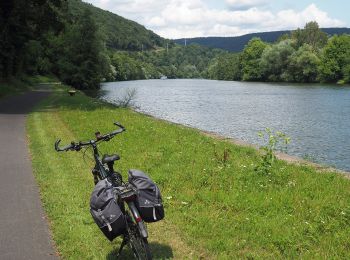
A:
[127,221,152,260]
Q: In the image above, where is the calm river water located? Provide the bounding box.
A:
[98,79,350,171]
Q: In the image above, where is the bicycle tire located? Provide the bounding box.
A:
[127,221,152,260]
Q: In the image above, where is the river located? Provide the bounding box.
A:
[97,79,350,171]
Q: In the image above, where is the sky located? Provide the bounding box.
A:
[83,0,350,39]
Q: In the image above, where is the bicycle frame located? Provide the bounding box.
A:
[88,140,149,239]
[55,121,151,258]
[90,141,109,180]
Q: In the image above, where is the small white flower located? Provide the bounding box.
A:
[181,201,188,205]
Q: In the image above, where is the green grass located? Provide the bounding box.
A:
[0,78,30,97]
[27,85,350,259]
[0,75,58,98]
[24,74,59,84]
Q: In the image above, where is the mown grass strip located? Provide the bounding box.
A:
[27,86,350,259]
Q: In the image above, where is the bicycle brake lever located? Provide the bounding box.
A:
[114,122,125,129]
[55,139,61,151]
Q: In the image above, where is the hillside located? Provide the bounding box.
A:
[67,0,168,50]
[174,28,350,52]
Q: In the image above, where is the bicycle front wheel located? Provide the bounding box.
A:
[127,221,152,260]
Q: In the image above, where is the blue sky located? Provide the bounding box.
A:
[84,0,349,38]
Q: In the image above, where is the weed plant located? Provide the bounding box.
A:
[255,128,291,175]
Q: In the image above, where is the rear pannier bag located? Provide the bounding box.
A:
[128,169,164,223]
[90,179,126,241]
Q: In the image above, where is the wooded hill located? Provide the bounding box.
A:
[67,0,168,51]
[174,28,350,52]
[0,0,174,88]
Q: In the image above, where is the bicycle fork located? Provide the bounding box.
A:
[116,202,148,258]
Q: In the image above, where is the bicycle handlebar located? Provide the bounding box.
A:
[54,121,125,152]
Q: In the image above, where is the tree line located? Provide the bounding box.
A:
[208,22,350,84]
[0,0,171,89]
[1,0,114,89]
[111,45,224,81]
[2,1,349,90]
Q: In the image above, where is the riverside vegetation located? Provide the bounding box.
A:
[26,82,350,258]
[208,22,350,84]
[2,0,350,91]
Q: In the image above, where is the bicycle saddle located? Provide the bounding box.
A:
[102,154,120,164]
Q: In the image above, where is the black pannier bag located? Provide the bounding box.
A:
[90,179,126,241]
[128,169,164,223]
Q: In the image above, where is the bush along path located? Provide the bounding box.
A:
[0,90,58,259]
[27,85,350,259]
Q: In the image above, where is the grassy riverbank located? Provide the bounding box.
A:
[27,84,350,259]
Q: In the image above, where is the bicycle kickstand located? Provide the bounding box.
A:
[116,237,128,258]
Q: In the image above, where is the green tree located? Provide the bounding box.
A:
[259,40,295,81]
[58,9,109,89]
[342,63,350,83]
[127,44,224,79]
[291,21,328,49]
[111,52,145,81]
[318,34,350,82]
[285,44,320,82]
[0,0,64,78]
[277,33,291,42]
[241,38,267,81]
[208,53,241,81]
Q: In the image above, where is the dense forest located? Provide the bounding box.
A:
[1,0,116,88]
[0,0,224,89]
[174,28,350,52]
[1,1,350,89]
[67,0,168,51]
[208,22,350,84]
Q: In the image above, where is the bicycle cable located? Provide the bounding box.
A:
[82,146,94,166]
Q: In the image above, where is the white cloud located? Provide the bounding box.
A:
[226,0,268,10]
[83,0,346,39]
[276,4,344,29]
[207,24,252,36]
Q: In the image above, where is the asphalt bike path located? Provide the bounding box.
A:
[0,90,58,259]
